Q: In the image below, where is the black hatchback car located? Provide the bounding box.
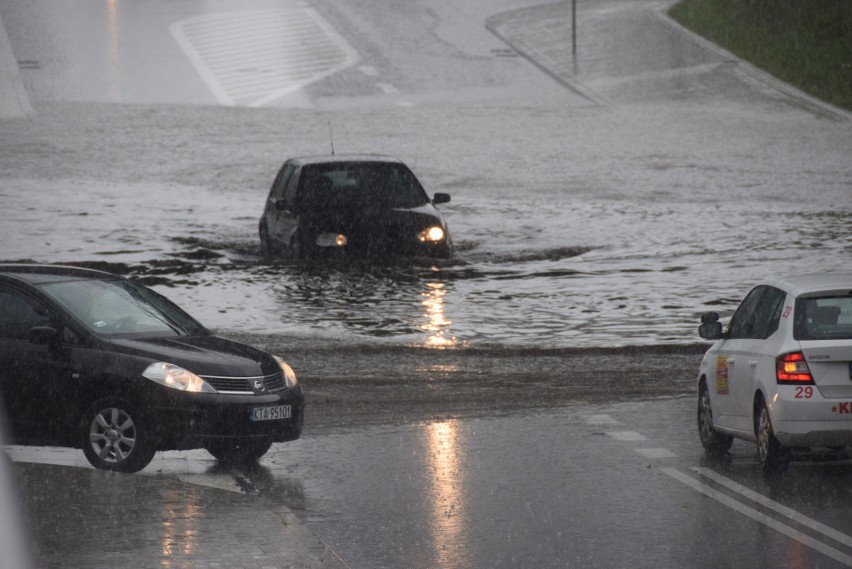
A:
[0,265,304,473]
[259,155,453,261]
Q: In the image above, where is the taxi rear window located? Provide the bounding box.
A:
[794,296,852,340]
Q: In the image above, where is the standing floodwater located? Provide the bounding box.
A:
[0,0,849,349]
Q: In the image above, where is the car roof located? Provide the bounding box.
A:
[0,264,118,286]
[287,154,406,166]
[761,272,852,297]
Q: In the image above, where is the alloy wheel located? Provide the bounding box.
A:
[89,407,137,464]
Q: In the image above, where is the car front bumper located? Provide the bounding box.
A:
[146,386,305,451]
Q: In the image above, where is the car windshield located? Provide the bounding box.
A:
[300,162,429,210]
[794,296,852,340]
[39,278,206,337]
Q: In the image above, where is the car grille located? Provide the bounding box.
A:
[200,372,287,394]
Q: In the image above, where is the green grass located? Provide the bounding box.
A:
[669,0,852,111]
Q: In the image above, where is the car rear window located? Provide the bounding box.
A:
[794,296,852,341]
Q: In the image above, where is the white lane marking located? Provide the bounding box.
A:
[693,467,852,549]
[635,448,676,459]
[359,65,379,77]
[585,414,618,425]
[170,8,359,107]
[663,468,852,567]
[606,431,647,441]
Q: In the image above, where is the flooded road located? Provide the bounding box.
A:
[2,0,850,350]
[1,102,849,349]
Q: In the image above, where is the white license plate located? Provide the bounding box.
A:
[249,405,291,422]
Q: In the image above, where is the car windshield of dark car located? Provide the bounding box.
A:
[300,162,430,210]
[39,279,205,337]
[794,296,852,340]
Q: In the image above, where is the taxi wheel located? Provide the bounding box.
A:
[205,439,273,465]
[697,382,733,455]
[755,399,790,474]
[81,398,156,473]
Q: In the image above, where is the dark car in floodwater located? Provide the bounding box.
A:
[0,264,304,473]
[259,155,453,261]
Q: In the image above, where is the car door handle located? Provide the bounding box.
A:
[728,358,736,365]
[749,360,758,367]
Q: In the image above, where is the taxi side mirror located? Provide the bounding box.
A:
[698,312,723,339]
[699,322,723,340]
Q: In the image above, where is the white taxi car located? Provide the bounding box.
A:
[696,273,852,472]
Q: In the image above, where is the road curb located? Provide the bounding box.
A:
[653,0,851,122]
[486,0,849,122]
[485,2,609,107]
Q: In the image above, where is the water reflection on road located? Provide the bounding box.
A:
[426,421,466,567]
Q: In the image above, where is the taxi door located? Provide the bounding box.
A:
[719,286,786,434]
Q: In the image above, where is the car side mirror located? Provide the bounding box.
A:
[29,326,58,345]
[433,193,451,205]
[698,322,722,340]
[699,312,722,339]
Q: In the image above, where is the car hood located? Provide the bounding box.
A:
[308,202,446,232]
[108,335,280,377]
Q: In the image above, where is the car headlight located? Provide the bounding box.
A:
[274,356,298,388]
[316,232,347,247]
[142,362,216,393]
[418,226,445,243]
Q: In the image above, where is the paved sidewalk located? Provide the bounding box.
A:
[13,462,348,569]
[486,0,848,120]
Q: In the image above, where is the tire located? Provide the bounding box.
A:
[81,397,156,473]
[205,439,273,465]
[697,381,733,455]
[755,398,790,474]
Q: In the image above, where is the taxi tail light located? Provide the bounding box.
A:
[776,352,814,384]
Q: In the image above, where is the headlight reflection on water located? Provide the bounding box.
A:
[425,421,467,568]
[159,487,201,561]
[420,281,457,348]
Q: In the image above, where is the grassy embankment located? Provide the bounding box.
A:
[669,0,852,111]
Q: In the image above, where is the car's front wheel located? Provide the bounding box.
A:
[205,439,273,465]
[81,397,156,473]
[697,381,733,455]
[756,398,790,474]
